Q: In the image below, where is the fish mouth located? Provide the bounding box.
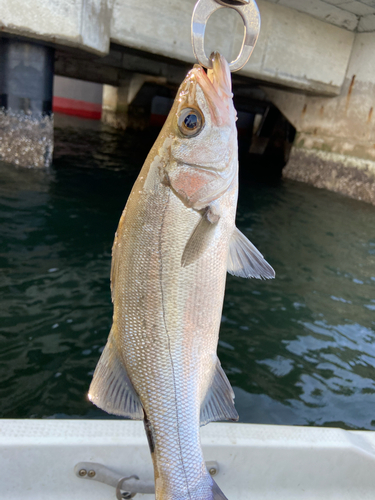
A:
[207,51,233,99]
[199,52,235,126]
[179,52,235,127]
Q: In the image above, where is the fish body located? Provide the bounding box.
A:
[89,54,274,500]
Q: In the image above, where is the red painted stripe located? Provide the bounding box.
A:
[53,106,102,120]
[53,96,102,120]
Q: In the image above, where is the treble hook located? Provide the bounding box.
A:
[191,0,260,72]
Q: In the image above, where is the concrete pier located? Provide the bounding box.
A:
[102,73,172,130]
[265,31,375,205]
[102,74,151,130]
[0,39,54,168]
[2,0,375,203]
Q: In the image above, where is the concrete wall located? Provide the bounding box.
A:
[265,31,375,204]
[110,0,354,95]
[0,0,114,55]
[54,76,103,104]
[0,0,355,95]
[53,76,103,120]
[1,0,375,203]
[265,32,375,158]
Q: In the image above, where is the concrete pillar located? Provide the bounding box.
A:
[264,32,375,205]
[102,73,167,130]
[102,74,146,130]
[0,38,54,168]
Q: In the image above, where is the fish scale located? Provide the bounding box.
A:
[136,183,225,497]
[89,53,274,500]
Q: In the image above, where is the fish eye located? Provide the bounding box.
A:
[177,108,204,137]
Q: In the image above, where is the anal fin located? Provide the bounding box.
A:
[227,227,275,279]
[88,330,143,419]
[200,360,239,426]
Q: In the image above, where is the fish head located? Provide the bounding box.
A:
[166,53,238,209]
[171,52,236,167]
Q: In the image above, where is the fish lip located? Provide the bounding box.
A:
[208,51,233,98]
[196,72,233,126]
[192,54,231,98]
[177,53,234,127]
[180,53,231,104]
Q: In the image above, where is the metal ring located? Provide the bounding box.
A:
[191,0,260,72]
[116,475,139,500]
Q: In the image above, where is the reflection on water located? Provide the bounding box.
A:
[0,123,375,429]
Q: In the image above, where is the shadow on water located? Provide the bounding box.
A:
[0,122,375,429]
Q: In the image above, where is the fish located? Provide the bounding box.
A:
[88,52,274,500]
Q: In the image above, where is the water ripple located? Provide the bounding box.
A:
[1,126,375,429]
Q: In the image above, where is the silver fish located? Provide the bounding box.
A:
[89,53,274,500]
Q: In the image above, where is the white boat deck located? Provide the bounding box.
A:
[1,420,375,499]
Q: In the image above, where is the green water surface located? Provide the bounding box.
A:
[1,124,375,429]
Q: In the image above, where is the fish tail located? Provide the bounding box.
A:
[154,471,228,500]
[187,476,229,500]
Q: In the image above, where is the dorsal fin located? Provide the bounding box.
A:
[200,360,239,426]
[227,227,275,279]
[88,329,143,419]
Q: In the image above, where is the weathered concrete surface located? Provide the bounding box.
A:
[269,0,359,31]
[54,76,103,106]
[0,39,54,168]
[250,2,354,94]
[264,31,375,203]
[102,75,146,130]
[266,31,375,159]
[264,0,375,32]
[284,148,375,205]
[0,0,114,55]
[102,74,168,130]
[0,109,53,168]
[0,38,54,113]
[54,47,190,88]
[111,0,354,95]
[0,0,355,95]
[2,0,375,184]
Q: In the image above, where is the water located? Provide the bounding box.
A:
[1,121,375,430]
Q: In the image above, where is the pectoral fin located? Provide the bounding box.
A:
[227,227,275,279]
[200,360,239,426]
[181,209,219,267]
[88,330,143,419]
